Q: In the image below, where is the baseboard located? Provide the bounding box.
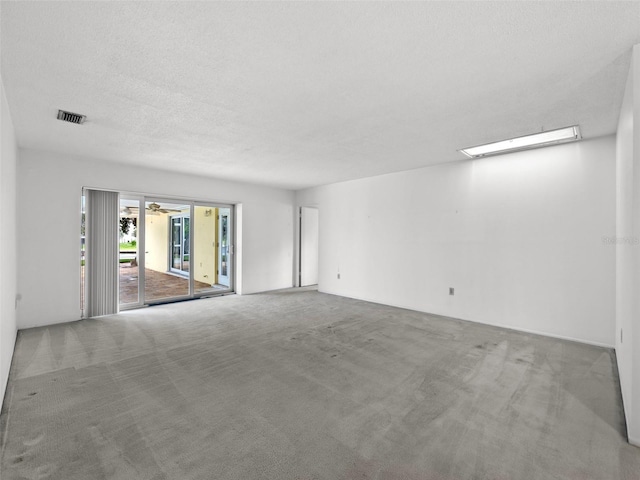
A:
[18,316,83,330]
[476,322,614,349]
[317,288,614,349]
[629,436,640,448]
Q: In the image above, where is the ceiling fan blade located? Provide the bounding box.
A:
[120,206,139,216]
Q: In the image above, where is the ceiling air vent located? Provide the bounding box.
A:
[57,109,86,125]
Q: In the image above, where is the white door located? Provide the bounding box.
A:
[300,207,319,286]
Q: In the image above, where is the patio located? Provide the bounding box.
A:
[119,264,214,304]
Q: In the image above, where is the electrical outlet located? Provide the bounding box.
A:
[449,287,454,296]
[337,273,341,279]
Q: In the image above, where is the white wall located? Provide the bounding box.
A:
[0,78,18,408]
[297,136,616,348]
[615,44,640,446]
[17,149,295,329]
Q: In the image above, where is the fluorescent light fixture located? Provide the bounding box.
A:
[459,125,581,158]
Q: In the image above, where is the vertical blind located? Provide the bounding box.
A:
[85,189,119,317]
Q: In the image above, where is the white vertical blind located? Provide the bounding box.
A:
[85,189,119,317]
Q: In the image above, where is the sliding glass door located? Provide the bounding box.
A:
[85,190,234,316]
[142,198,233,305]
[144,200,191,303]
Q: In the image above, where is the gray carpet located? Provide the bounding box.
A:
[1,288,638,479]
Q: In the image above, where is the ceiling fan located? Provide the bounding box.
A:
[119,206,137,218]
[119,203,181,217]
[146,202,180,215]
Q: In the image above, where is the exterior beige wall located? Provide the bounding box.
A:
[194,206,217,285]
[146,207,217,281]
[145,213,169,272]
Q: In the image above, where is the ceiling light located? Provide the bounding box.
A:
[459,125,581,158]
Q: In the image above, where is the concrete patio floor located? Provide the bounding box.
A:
[119,265,215,304]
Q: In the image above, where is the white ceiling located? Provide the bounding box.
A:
[2,2,639,190]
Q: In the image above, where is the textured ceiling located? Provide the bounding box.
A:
[2,2,639,190]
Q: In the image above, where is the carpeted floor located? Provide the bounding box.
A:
[1,288,638,479]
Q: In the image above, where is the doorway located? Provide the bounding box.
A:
[300,206,319,287]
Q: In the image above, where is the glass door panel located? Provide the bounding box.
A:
[119,197,140,307]
[144,200,191,303]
